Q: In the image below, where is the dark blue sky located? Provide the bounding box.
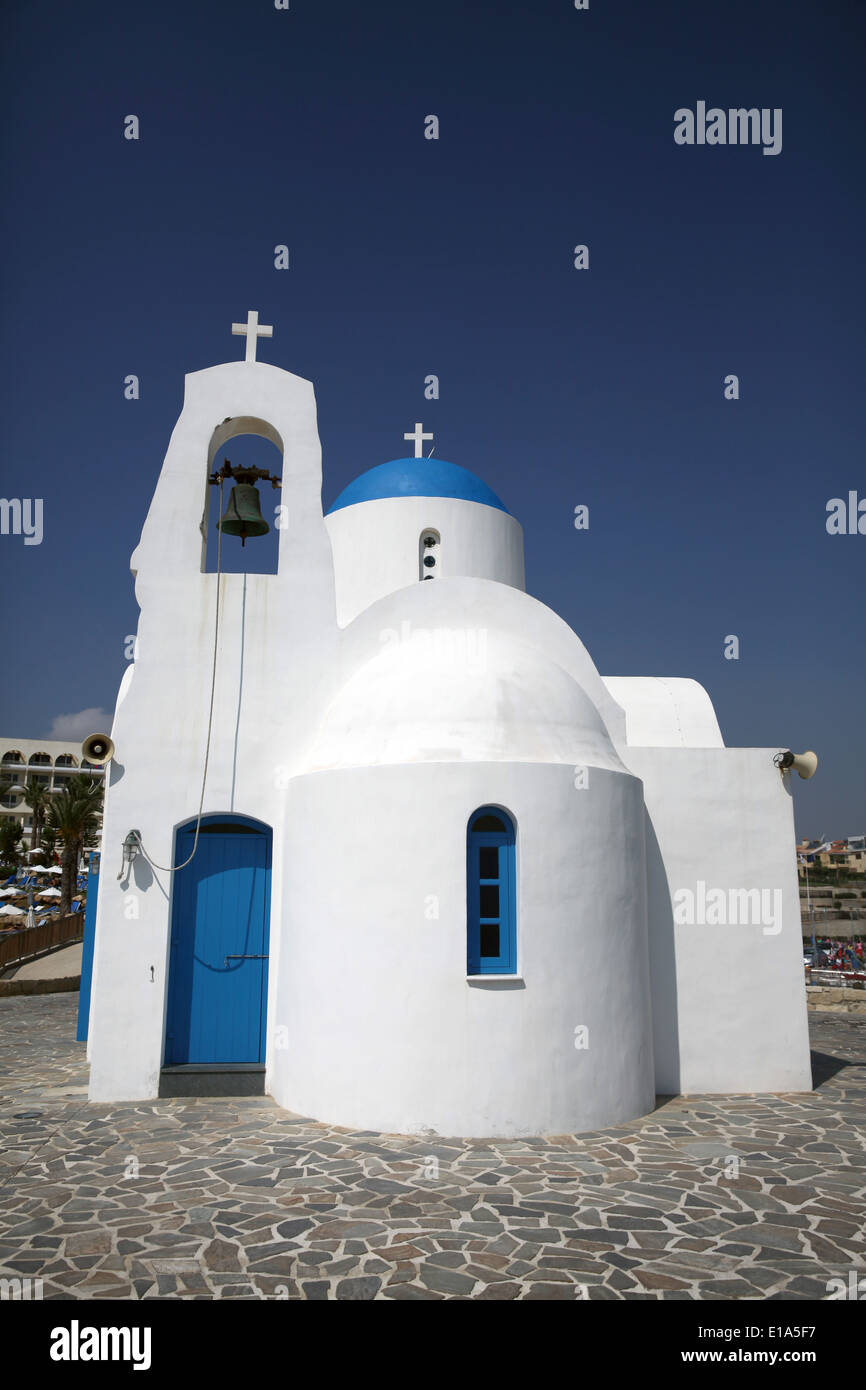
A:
[1,0,863,836]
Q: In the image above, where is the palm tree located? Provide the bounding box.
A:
[46,779,103,914]
[0,816,23,870]
[22,777,53,854]
[0,775,24,872]
[39,827,58,863]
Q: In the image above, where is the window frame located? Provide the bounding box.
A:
[466,807,517,976]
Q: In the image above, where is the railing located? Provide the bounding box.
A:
[0,915,85,972]
[801,908,866,923]
[807,968,866,989]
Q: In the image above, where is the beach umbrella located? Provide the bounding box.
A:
[37,887,62,898]
[45,866,63,874]
[0,887,21,897]
[27,864,49,873]
[0,904,25,916]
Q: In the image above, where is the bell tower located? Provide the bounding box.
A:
[87,314,339,1102]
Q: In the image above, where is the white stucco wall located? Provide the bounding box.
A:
[325,495,526,626]
[623,747,812,1096]
[270,761,655,1137]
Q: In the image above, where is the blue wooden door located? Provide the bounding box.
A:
[164,816,271,1065]
[76,852,100,1042]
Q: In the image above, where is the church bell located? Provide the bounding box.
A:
[217,482,270,546]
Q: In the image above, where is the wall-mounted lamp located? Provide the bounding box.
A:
[117,829,143,880]
[774,749,818,780]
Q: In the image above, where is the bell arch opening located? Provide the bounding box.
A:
[203,429,285,575]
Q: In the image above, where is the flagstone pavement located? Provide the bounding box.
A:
[0,994,863,1300]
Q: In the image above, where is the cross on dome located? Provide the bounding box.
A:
[403,422,434,458]
[231,310,273,363]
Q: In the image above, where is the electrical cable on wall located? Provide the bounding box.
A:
[118,476,225,878]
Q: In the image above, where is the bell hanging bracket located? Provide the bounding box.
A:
[209,459,282,546]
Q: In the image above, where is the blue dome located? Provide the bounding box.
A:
[326,458,510,515]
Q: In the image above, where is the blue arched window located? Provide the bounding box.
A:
[467,807,516,975]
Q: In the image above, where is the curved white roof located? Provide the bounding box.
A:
[303,626,628,773]
[601,676,723,748]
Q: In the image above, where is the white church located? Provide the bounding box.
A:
[85,314,813,1137]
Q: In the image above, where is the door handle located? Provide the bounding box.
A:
[224,954,269,966]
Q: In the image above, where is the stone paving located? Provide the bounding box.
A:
[0,994,863,1300]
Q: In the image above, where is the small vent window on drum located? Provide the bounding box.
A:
[419,528,441,580]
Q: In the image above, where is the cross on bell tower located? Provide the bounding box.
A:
[404,422,434,458]
[231,310,274,363]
